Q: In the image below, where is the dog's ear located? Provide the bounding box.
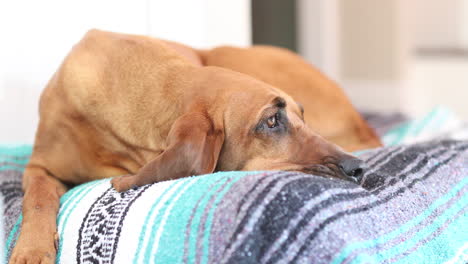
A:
[112,111,224,191]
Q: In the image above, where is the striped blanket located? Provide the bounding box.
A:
[1,139,468,263]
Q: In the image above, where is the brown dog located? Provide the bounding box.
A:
[198,46,382,151]
[159,41,381,151]
[10,29,375,263]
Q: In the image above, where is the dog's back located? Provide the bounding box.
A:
[30,30,195,184]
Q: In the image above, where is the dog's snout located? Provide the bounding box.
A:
[338,158,366,182]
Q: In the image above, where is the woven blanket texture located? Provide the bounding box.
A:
[1,139,467,264]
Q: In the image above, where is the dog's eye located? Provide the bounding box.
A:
[266,113,279,128]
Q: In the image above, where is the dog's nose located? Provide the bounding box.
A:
[338,158,366,182]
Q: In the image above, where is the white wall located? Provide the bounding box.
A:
[297,0,468,120]
[0,0,251,143]
[296,0,339,81]
[406,58,468,118]
[410,0,463,47]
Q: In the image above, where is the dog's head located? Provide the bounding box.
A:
[215,75,366,183]
[152,68,367,184]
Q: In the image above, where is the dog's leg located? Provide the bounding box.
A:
[9,165,67,264]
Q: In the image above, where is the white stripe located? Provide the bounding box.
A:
[58,180,111,263]
[443,243,468,264]
[133,180,187,264]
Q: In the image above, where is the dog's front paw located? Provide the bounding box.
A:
[9,230,58,264]
[9,244,56,264]
[9,252,54,264]
[111,174,139,192]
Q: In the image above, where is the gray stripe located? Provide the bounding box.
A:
[195,177,237,264]
[366,144,447,193]
[0,154,30,160]
[182,177,230,264]
[0,162,26,169]
[292,145,466,263]
[230,172,291,229]
[345,180,468,263]
[365,146,408,175]
[271,149,438,263]
[0,170,23,242]
[208,172,290,263]
[384,206,467,264]
[219,174,311,263]
[222,143,459,263]
[363,145,402,167]
[260,186,365,263]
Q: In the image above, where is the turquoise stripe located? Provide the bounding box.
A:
[5,215,22,258]
[133,180,180,264]
[186,175,232,264]
[143,179,192,263]
[411,107,439,138]
[351,187,468,263]
[382,106,456,146]
[200,173,245,264]
[384,123,412,146]
[151,176,205,263]
[0,145,32,157]
[2,147,34,258]
[140,180,189,264]
[397,211,468,264]
[148,174,228,264]
[150,172,249,264]
[332,177,468,264]
[382,109,434,146]
[0,165,25,172]
[431,107,453,131]
[56,180,105,262]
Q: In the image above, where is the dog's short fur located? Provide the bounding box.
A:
[9,30,379,263]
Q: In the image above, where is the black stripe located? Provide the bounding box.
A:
[363,145,448,191]
[223,142,459,262]
[0,181,23,215]
[288,149,465,263]
[221,172,296,258]
[4,199,21,217]
[261,141,467,263]
[77,187,112,263]
[222,172,358,260]
[110,185,150,263]
[365,140,452,170]
[235,174,272,215]
[225,176,357,264]
[366,140,466,191]
[363,145,402,165]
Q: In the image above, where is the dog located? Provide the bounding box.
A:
[10,29,377,263]
[158,41,382,151]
